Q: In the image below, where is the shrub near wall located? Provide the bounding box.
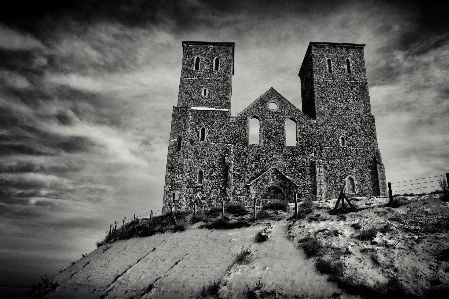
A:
[262,201,289,212]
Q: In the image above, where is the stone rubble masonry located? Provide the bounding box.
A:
[163,41,387,212]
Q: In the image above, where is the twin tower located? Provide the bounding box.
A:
[163,41,386,212]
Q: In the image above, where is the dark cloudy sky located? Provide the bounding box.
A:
[1,0,448,295]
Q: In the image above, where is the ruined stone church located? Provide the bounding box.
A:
[163,41,386,212]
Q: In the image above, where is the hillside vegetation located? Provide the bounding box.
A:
[32,194,449,299]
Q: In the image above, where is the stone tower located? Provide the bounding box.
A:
[177,41,234,109]
[163,42,235,211]
[299,42,386,197]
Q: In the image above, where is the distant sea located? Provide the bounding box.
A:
[0,285,32,299]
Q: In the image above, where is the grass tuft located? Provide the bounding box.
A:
[358,227,377,241]
[29,275,59,299]
[315,258,344,277]
[255,231,269,243]
[201,280,221,298]
[235,248,254,265]
[301,236,324,258]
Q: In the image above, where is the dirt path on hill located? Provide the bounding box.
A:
[220,220,358,298]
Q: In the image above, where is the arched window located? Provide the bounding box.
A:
[213,58,219,71]
[194,57,200,70]
[176,136,182,151]
[327,59,332,73]
[199,127,206,141]
[346,59,351,74]
[339,136,346,147]
[248,117,260,145]
[198,170,204,184]
[285,118,297,146]
[346,177,355,194]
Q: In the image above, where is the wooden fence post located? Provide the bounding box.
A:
[294,193,298,219]
[150,210,153,221]
[221,200,225,219]
[170,201,173,224]
[253,197,257,221]
[387,182,393,206]
[133,214,136,230]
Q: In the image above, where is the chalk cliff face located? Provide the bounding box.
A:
[47,222,341,299]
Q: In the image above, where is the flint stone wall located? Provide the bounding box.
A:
[162,41,387,213]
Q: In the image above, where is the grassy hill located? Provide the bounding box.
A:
[32,195,449,299]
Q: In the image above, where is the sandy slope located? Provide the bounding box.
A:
[48,222,351,299]
[45,194,449,299]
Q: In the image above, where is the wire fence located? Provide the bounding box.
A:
[106,209,163,234]
[390,174,447,195]
[107,174,448,233]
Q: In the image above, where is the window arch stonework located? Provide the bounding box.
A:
[199,127,206,141]
[194,57,200,70]
[176,136,182,151]
[345,176,356,194]
[213,57,219,71]
[248,117,261,145]
[198,170,204,184]
[327,59,332,73]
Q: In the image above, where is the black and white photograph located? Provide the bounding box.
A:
[1,0,448,298]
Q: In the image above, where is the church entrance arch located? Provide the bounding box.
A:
[247,167,297,203]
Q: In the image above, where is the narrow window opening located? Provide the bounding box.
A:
[194,57,200,70]
[327,59,332,73]
[346,59,351,74]
[199,127,206,141]
[248,117,260,145]
[346,177,355,194]
[285,118,297,146]
[198,170,204,184]
[214,58,219,71]
[340,136,346,147]
[172,193,176,202]
[202,88,208,97]
[224,164,229,187]
[176,136,182,151]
